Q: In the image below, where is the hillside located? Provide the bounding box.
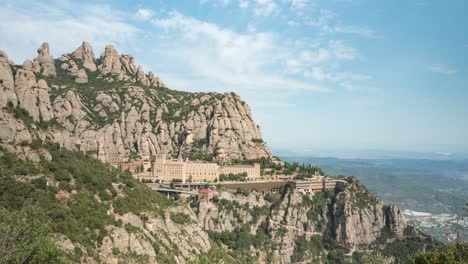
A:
[0,42,271,163]
[0,145,439,263]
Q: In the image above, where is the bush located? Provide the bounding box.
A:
[170,212,192,225]
[411,243,467,264]
[0,203,65,263]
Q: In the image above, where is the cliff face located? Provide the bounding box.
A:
[0,42,271,162]
[196,178,411,263]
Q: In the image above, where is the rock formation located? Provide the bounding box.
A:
[195,178,410,263]
[0,50,17,108]
[33,42,56,77]
[0,42,270,162]
[72,41,97,71]
[99,44,122,77]
[75,69,88,84]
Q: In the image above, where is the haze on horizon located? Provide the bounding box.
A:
[1,0,467,154]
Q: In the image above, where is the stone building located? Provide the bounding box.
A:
[289,173,346,194]
[198,189,213,202]
[114,153,261,183]
[110,161,151,174]
[153,154,220,183]
[219,164,261,180]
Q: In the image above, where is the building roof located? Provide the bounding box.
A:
[221,164,257,168]
[198,189,213,194]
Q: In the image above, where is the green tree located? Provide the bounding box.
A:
[411,243,468,264]
[0,203,65,264]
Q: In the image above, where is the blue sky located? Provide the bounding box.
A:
[1,0,467,154]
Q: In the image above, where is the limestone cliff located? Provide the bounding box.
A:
[0,42,271,162]
[195,177,423,263]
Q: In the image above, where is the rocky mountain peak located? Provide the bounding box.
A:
[33,42,56,77]
[72,41,97,72]
[99,44,122,76]
[0,42,271,162]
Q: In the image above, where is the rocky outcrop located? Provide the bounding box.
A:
[72,41,97,72]
[0,109,32,144]
[268,191,325,263]
[97,206,210,264]
[33,42,56,77]
[0,50,17,108]
[148,71,164,88]
[386,203,407,239]
[99,45,122,77]
[0,43,270,162]
[196,179,410,263]
[37,79,53,122]
[75,69,88,84]
[14,68,41,122]
[332,178,407,248]
[198,191,268,232]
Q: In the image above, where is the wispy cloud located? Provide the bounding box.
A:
[304,67,372,91]
[151,11,329,92]
[0,0,370,96]
[0,0,140,63]
[253,0,278,16]
[239,0,249,8]
[304,9,375,38]
[430,65,457,75]
[135,8,154,21]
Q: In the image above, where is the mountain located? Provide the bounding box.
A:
[0,42,271,163]
[0,145,437,263]
[0,42,442,263]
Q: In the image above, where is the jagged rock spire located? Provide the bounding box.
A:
[0,50,17,107]
[72,41,97,72]
[99,44,122,76]
[33,42,56,77]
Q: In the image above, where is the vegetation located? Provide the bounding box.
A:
[381,226,441,263]
[0,145,175,262]
[411,243,467,264]
[189,244,233,264]
[208,224,265,263]
[227,156,324,178]
[170,212,192,225]
[0,203,65,263]
[291,235,323,263]
[219,172,248,182]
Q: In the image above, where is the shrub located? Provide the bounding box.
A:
[170,212,191,225]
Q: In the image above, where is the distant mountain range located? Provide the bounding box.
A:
[274,147,468,160]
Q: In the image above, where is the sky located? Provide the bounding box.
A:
[0,0,467,155]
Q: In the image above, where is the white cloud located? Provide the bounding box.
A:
[0,1,368,96]
[287,20,299,27]
[136,8,154,20]
[0,0,140,63]
[430,65,457,75]
[304,67,371,90]
[286,0,309,10]
[239,0,250,8]
[304,9,375,38]
[329,40,358,60]
[151,11,329,92]
[253,0,278,16]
